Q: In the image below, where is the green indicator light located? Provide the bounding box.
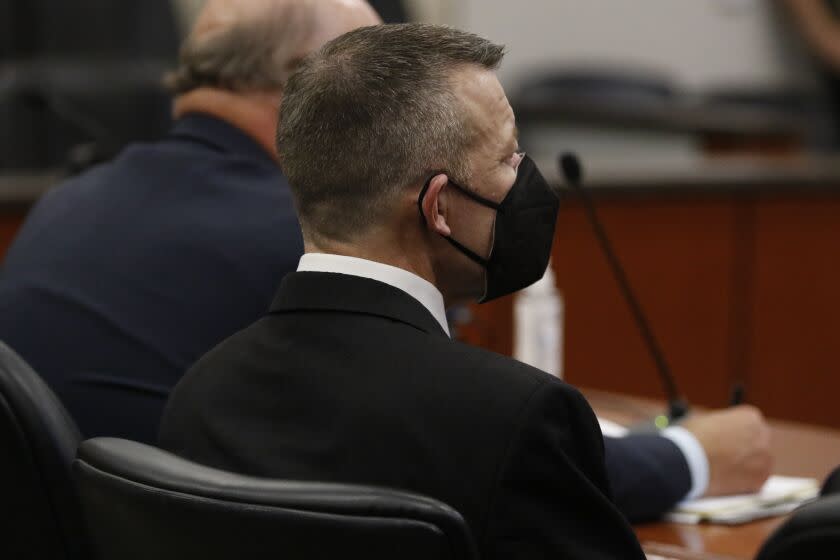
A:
[654,415,669,430]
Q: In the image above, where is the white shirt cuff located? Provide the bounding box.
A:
[661,426,709,500]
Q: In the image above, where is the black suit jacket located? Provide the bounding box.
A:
[160,272,645,559]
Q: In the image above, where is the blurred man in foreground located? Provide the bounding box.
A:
[0,0,381,444]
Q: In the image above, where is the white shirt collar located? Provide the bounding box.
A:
[296,253,450,337]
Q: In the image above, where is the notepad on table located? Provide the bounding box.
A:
[665,475,820,525]
[598,417,630,438]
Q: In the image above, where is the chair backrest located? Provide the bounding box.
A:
[755,494,840,560]
[821,465,840,496]
[0,340,85,559]
[73,438,478,560]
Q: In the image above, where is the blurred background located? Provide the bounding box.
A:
[413,0,837,169]
[1,0,839,429]
[3,0,836,173]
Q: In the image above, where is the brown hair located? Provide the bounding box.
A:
[277,23,505,243]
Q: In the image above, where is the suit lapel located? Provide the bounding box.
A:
[269,272,449,338]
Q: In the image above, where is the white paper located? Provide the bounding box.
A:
[598,417,629,438]
[665,475,820,525]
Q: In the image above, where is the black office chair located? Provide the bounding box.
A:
[821,465,840,496]
[754,494,840,559]
[0,340,86,559]
[514,66,677,109]
[74,438,478,560]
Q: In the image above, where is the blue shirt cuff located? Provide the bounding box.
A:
[661,426,709,500]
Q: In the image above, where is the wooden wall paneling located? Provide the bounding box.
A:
[0,212,25,259]
[452,295,514,358]
[553,197,739,408]
[747,195,840,428]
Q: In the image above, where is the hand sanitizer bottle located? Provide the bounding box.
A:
[513,263,564,378]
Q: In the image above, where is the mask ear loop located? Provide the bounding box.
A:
[417,174,500,267]
[446,179,502,211]
[418,173,502,214]
[443,235,489,267]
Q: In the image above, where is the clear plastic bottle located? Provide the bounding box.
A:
[513,263,564,378]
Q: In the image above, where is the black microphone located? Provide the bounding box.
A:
[558,153,689,426]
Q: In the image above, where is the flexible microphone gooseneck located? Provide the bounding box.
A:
[558,153,689,424]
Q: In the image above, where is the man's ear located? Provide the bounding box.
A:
[420,174,452,237]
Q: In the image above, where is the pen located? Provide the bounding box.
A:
[730,383,745,406]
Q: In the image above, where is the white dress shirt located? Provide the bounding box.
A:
[297,253,450,336]
[662,425,709,500]
[297,252,707,500]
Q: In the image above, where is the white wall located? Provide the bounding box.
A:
[408,0,815,92]
[405,0,451,23]
[172,0,205,35]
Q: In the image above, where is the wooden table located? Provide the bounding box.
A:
[586,389,840,559]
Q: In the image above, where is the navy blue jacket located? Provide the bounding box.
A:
[0,114,303,444]
[606,432,691,521]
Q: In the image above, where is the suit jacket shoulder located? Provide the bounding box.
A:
[161,272,645,559]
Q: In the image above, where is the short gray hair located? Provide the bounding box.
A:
[165,3,315,95]
[277,23,505,243]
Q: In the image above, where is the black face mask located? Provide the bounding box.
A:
[418,155,560,303]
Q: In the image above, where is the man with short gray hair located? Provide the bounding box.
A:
[0,0,381,444]
[161,23,646,559]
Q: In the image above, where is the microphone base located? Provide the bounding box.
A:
[626,413,674,434]
[626,400,690,434]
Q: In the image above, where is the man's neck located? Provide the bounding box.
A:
[305,236,441,300]
[302,246,473,310]
[173,88,281,158]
